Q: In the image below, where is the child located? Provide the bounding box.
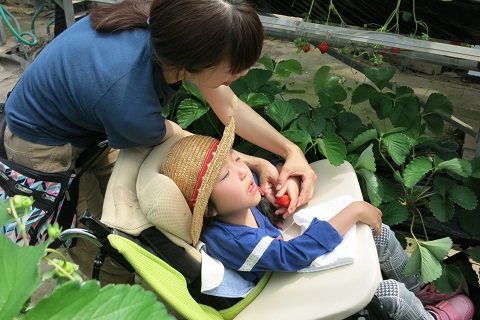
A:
[161,117,474,320]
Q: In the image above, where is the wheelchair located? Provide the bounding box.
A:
[54,134,384,320]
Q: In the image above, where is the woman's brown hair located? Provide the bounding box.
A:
[89,0,264,74]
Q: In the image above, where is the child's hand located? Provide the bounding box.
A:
[274,176,301,218]
[351,202,382,235]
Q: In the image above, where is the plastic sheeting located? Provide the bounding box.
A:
[252,0,480,44]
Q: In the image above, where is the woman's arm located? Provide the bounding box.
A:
[200,85,316,210]
[160,120,190,143]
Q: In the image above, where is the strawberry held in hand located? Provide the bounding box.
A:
[318,42,330,54]
[274,194,291,208]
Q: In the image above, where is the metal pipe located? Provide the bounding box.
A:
[58,228,102,247]
[260,15,480,70]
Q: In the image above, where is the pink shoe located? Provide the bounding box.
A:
[426,294,474,320]
[417,282,463,305]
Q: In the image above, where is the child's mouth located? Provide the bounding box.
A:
[248,182,257,194]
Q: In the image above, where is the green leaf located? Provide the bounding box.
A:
[467,246,480,263]
[242,68,273,91]
[25,281,174,320]
[433,175,457,197]
[403,157,433,188]
[421,238,453,261]
[429,194,455,222]
[0,202,15,228]
[383,127,408,136]
[434,264,463,294]
[354,144,376,172]
[405,244,445,283]
[297,113,326,137]
[176,99,209,128]
[402,11,413,21]
[288,98,311,115]
[257,53,275,71]
[351,83,378,105]
[379,200,409,226]
[369,92,394,120]
[435,158,472,177]
[347,129,378,152]
[313,66,331,92]
[335,112,365,141]
[282,129,312,153]
[356,169,383,206]
[266,101,297,130]
[363,66,397,90]
[422,113,445,136]
[275,59,302,79]
[316,134,347,166]
[0,235,46,320]
[379,177,400,203]
[423,92,453,117]
[381,133,411,166]
[457,205,480,236]
[239,93,271,108]
[448,186,477,210]
[388,86,420,128]
[182,81,206,103]
[404,246,422,276]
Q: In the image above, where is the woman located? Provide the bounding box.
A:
[4,0,315,284]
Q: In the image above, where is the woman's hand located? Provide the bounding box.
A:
[276,148,316,210]
[236,152,278,203]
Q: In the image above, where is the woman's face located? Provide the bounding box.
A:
[210,149,261,216]
[184,61,249,88]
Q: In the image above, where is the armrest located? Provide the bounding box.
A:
[235,160,381,319]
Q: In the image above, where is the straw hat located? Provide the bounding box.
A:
[161,117,235,245]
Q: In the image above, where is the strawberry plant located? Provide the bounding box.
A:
[0,196,174,320]
[165,55,480,294]
[294,37,312,53]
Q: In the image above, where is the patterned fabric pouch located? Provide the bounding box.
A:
[0,157,79,247]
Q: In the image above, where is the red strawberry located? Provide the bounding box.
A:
[274,195,291,208]
[390,47,401,55]
[318,43,330,54]
[302,45,311,53]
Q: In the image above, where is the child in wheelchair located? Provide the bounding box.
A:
[160,117,474,320]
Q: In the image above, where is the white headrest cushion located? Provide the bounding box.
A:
[102,147,154,235]
[137,135,194,244]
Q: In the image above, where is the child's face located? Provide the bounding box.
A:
[210,149,262,216]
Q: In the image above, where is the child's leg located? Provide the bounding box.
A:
[373,224,421,293]
[376,279,435,320]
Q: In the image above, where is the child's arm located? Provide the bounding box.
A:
[328,201,382,236]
